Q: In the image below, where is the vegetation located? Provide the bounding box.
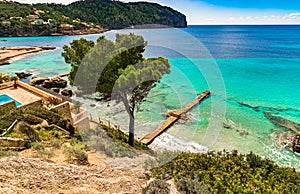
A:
[62,143,88,165]
[0,105,74,134]
[0,72,10,84]
[62,34,171,146]
[149,151,300,193]
[46,0,187,29]
[0,150,19,158]
[81,125,151,158]
[0,0,186,37]
[142,179,170,194]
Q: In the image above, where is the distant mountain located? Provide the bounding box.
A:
[0,0,187,37]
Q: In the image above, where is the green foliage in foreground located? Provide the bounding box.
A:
[81,125,152,158]
[150,151,300,193]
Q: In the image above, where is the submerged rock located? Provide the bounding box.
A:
[264,112,300,132]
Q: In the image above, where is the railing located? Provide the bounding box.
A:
[89,115,129,135]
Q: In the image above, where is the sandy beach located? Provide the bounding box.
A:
[0,46,56,65]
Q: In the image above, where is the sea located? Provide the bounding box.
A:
[1,25,300,169]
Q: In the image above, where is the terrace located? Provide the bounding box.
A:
[0,81,88,128]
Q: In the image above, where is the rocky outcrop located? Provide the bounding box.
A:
[30,77,67,89]
[291,134,300,153]
[41,77,67,89]
[15,72,32,79]
[51,88,60,93]
[29,77,49,86]
[61,89,72,97]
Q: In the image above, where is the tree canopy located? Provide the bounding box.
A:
[62,33,171,145]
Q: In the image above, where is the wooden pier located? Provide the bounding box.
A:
[140,90,210,145]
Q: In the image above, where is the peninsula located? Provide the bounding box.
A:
[0,46,55,65]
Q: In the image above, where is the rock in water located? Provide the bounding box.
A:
[61,89,73,97]
[15,72,32,79]
[42,77,67,89]
[292,134,300,153]
[29,77,49,86]
[51,88,60,93]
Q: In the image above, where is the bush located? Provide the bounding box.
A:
[150,151,300,193]
[176,178,210,194]
[0,150,19,158]
[62,145,88,165]
[142,179,170,194]
[81,125,152,158]
[31,142,54,158]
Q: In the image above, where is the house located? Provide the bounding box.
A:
[60,24,74,34]
[26,15,39,22]
[1,21,11,26]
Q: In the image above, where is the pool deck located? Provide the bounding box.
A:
[0,86,42,106]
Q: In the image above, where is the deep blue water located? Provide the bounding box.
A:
[1,25,300,168]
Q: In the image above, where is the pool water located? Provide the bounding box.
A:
[0,94,22,107]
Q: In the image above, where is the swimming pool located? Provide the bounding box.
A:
[0,94,22,106]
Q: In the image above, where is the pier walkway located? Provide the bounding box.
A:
[140,90,210,145]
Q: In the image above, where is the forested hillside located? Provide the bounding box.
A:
[0,0,187,37]
[44,0,187,29]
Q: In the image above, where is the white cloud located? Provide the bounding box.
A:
[288,12,300,17]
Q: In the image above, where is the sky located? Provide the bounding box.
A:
[12,0,300,24]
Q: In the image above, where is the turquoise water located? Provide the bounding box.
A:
[0,94,22,106]
[1,25,300,169]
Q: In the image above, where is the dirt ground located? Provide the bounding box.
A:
[0,151,150,194]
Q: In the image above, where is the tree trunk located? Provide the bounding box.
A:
[128,112,134,146]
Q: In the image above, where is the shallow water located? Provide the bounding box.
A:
[1,25,300,169]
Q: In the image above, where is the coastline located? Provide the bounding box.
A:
[0,28,109,38]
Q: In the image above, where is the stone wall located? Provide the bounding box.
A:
[50,101,72,122]
[16,81,59,99]
[0,137,27,150]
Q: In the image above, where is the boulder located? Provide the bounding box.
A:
[61,89,72,97]
[15,72,32,79]
[51,88,60,93]
[29,77,49,86]
[41,77,67,89]
[292,134,300,153]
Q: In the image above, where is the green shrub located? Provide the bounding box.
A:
[31,142,54,158]
[62,145,88,165]
[150,151,300,193]
[0,150,19,158]
[49,139,63,148]
[142,179,170,194]
[176,178,210,194]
